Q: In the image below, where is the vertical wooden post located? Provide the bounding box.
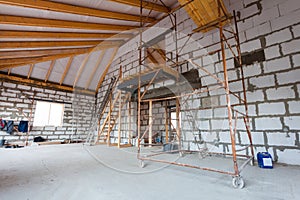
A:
[176,98,181,147]
[165,101,169,143]
[118,94,121,148]
[128,101,132,144]
[107,93,112,146]
[149,100,153,147]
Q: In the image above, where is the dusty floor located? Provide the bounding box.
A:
[0,144,299,200]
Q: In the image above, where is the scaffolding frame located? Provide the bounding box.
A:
[134,0,254,189]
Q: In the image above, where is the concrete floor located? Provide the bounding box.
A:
[0,144,299,200]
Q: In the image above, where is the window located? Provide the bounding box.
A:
[33,101,64,126]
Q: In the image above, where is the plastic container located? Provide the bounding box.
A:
[257,152,273,168]
[0,139,5,147]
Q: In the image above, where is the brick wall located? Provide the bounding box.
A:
[97,0,300,165]
[0,80,95,142]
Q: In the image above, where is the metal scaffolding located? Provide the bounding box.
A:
[129,0,255,189]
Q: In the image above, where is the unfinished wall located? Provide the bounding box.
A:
[98,0,300,165]
[0,80,95,143]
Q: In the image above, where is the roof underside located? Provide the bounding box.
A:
[0,0,229,94]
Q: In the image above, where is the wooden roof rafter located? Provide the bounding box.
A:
[0,53,85,70]
[109,0,170,13]
[0,0,155,23]
[27,63,34,79]
[59,56,74,85]
[73,53,90,87]
[96,47,118,92]
[0,73,95,95]
[0,15,138,31]
[0,30,133,39]
[45,60,55,83]
[0,40,124,49]
[85,50,106,89]
[0,47,92,59]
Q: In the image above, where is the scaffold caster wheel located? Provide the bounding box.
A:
[139,160,145,168]
[232,176,245,189]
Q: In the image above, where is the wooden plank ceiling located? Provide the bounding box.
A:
[0,0,229,94]
[0,0,176,94]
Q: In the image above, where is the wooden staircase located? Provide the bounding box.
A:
[95,90,131,146]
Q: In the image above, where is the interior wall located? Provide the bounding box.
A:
[0,80,95,142]
[98,0,300,165]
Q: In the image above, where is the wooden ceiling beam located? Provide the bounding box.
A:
[27,63,34,79]
[0,40,124,49]
[0,73,95,95]
[0,0,155,23]
[110,0,170,13]
[0,47,92,59]
[45,60,55,82]
[0,30,133,39]
[96,47,118,92]
[0,15,138,31]
[0,53,85,69]
[85,50,106,89]
[60,56,74,85]
[73,53,90,87]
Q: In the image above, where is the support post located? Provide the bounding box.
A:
[128,101,132,144]
[176,98,181,148]
[165,101,169,143]
[220,24,239,176]
[118,93,121,148]
[149,100,153,147]
[107,93,112,146]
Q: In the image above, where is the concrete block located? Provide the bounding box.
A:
[1,102,14,107]
[270,9,300,31]
[17,85,31,90]
[292,24,300,38]
[284,116,300,129]
[1,92,16,97]
[281,39,300,55]
[16,103,28,108]
[199,109,213,119]
[3,82,16,88]
[278,0,300,15]
[240,131,264,145]
[240,39,261,53]
[255,117,282,130]
[237,18,254,33]
[276,149,300,165]
[246,90,264,103]
[253,6,280,26]
[211,119,229,130]
[219,131,234,143]
[292,54,300,67]
[250,75,275,88]
[0,97,7,101]
[267,132,296,146]
[258,102,286,115]
[44,126,56,131]
[277,68,300,85]
[240,3,260,20]
[243,63,262,77]
[213,107,228,118]
[264,45,281,60]
[56,91,66,96]
[288,101,300,114]
[201,131,217,142]
[266,28,292,46]
[260,0,286,10]
[266,86,295,100]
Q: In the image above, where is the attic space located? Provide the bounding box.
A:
[0,0,300,199]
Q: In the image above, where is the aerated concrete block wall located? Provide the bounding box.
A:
[0,80,95,142]
[98,0,300,165]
